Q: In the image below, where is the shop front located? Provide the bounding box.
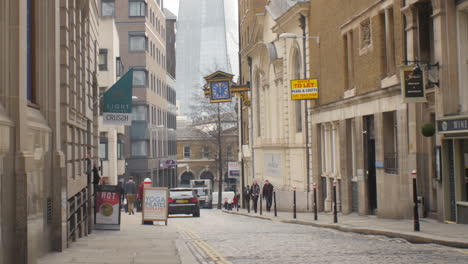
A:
[438,116,468,224]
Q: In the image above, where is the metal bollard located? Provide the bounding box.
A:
[412,170,420,231]
[274,189,277,217]
[313,183,318,221]
[333,180,338,223]
[260,194,263,215]
[293,187,297,219]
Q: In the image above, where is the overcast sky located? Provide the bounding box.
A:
[165,0,180,16]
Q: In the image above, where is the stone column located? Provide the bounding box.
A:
[354,117,368,215]
[339,120,352,214]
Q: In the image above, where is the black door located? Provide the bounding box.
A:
[364,116,377,213]
[448,140,456,221]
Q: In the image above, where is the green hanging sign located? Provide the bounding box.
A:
[103,70,133,125]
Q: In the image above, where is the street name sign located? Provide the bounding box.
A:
[103,70,133,126]
[291,79,319,100]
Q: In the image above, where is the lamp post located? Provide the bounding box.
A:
[279,15,319,211]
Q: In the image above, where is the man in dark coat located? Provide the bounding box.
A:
[262,180,274,212]
[250,181,260,213]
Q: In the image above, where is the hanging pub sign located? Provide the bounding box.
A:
[290,79,319,100]
[94,185,122,230]
[103,70,134,126]
[401,65,426,103]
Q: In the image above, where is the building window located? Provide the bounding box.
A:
[129,0,147,17]
[381,7,396,76]
[344,31,354,90]
[457,2,468,113]
[101,0,115,17]
[116,57,124,77]
[129,32,147,52]
[132,105,148,121]
[100,137,108,160]
[117,134,124,160]
[131,140,148,157]
[184,145,191,158]
[383,111,398,174]
[99,49,108,71]
[202,146,210,159]
[226,145,233,160]
[360,18,372,49]
[132,69,147,87]
[27,0,36,103]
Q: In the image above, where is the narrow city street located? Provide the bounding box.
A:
[176,210,468,264]
[36,209,468,264]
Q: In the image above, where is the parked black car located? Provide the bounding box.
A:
[168,188,200,217]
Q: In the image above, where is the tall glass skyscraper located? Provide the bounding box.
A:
[176,0,239,116]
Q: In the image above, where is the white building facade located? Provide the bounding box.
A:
[241,1,312,211]
[97,18,126,185]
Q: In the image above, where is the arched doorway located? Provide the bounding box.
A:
[200,171,214,185]
[180,171,194,186]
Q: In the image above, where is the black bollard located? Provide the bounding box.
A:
[333,180,338,223]
[260,194,263,215]
[293,187,297,219]
[247,198,250,213]
[313,183,318,221]
[274,189,277,217]
[412,170,420,231]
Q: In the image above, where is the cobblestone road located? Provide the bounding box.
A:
[173,210,468,264]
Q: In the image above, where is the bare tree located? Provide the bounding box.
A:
[188,90,237,209]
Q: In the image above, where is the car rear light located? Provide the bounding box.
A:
[168,198,174,203]
[190,198,198,203]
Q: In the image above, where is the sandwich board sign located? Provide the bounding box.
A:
[94,185,122,230]
[142,187,168,225]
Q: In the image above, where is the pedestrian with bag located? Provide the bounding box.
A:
[124,176,137,215]
[262,180,274,212]
[250,180,260,213]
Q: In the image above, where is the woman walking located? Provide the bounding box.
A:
[250,180,260,213]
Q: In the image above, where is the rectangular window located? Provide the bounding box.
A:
[131,140,148,156]
[132,105,148,121]
[184,145,191,158]
[344,31,354,90]
[116,57,124,77]
[129,33,147,52]
[129,0,147,17]
[99,49,108,71]
[102,0,115,17]
[100,137,108,160]
[117,134,124,160]
[27,0,36,103]
[381,8,396,77]
[296,101,302,132]
[132,69,147,87]
[202,146,210,159]
[383,111,398,174]
[457,3,468,113]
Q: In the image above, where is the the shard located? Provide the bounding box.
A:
[176,0,239,117]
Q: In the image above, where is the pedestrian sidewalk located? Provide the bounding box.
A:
[38,213,184,264]
[224,208,468,248]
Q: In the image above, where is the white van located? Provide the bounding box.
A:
[212,191,235,207]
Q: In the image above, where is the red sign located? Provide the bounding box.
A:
[95,185,121,227]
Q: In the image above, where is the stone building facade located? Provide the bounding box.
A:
[0,0,100,263]
[177,125,239,193]
[430,0,468,224]
[239,0,313,211]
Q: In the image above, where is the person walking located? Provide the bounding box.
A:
[124,176,137,215]
[244,185,251,210]
[262,180,274,212]
[250,180,260,213]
